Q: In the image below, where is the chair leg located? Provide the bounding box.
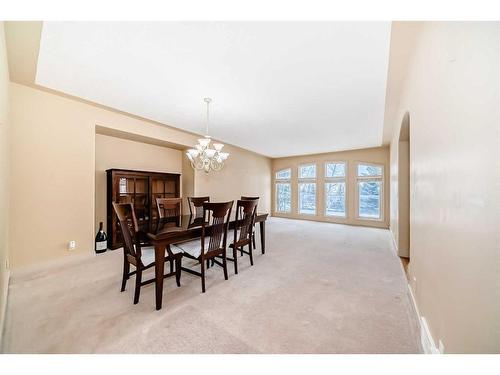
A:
[252,232,256,250]
[200,258,206,293]
[121,258,130,292]
[134,268,142,304]
[175,256,182,287]
[233,247,238,275]
[223,253,228,280]
[240,246,244,257]
[249,242,254,266]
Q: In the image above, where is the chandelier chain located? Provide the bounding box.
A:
[185,97,229,174]
[204,97,211,136]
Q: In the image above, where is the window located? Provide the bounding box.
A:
[276,168,291,180]
[299,164,316,179]
[325,162,346,178]
[325,162,346,217]
[357,164,383,177]
[275,168,291,213]
[299,183,316,215]
[276,183,291,213]
[298,163,316,215]
[356,163,383,219]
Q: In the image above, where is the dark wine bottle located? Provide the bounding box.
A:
[95,222,108,254]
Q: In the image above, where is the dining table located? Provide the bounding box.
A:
[141,212,269,310]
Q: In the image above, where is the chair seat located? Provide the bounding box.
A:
[140,246,182,267]
[171,238,206,259]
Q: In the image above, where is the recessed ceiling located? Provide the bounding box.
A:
[36,22,391,158]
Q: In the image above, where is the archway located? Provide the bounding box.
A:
[398,112,410,259]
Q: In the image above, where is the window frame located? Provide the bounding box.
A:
[298,163,317,216]
[275,168,292,214]
[324,161,347,218]
[355,161,384,221]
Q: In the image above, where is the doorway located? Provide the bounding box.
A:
[398,112,410,261]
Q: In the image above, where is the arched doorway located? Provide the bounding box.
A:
[398,112,410,259]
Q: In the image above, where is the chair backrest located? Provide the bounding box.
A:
[234,199,258,244]
[112,202,139,259]
[201,201,233,256]
[156,197,182,219]
[188,196,210,218]
[241,196,259,201]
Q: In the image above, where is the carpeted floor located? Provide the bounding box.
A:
[1,218,421,353]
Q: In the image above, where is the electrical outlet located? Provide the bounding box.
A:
[68,240,76,250]
[438,339,445,354]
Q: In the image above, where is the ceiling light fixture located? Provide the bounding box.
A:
[186,98,229,173]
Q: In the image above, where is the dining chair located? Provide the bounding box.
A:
[156,197,183,273]
[241,196,259,201]
[172,201,233,293]
[156,197,182,219]
[226,199,258,274]
[188,196,210,218]
[241,196,259,251]
[113,202,182,304]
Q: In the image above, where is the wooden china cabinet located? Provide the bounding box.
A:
[106,168,180,249]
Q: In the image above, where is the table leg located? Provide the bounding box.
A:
[154,243,165,310]
[259,220,266,254]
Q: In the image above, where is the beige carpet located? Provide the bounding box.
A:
[1,218,421,353]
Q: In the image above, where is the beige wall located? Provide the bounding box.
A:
[0,22,10,344]
[95,134,182,233]
[9,82,271,269]
[386,22,500,353]
[195,145,272,213]
[181,153,195,211]
[271,147,390,228]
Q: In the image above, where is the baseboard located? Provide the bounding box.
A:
[390,228,398,255]
[11,251,94,282]
[0,268,10,352]
[271,214,390,230]
[407,283,440,354]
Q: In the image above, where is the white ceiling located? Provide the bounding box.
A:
[36,22,391,158]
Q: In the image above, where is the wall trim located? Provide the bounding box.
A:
[10,252,94,282]
[0,268,10,351]
[272,213,390,229]
[407,283,440,354]
[390,227,398,255]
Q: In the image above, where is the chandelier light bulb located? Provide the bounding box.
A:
[213,143,224,152]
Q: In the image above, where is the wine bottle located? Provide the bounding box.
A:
[95,222,108,254]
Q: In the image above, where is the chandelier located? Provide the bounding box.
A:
[186,98,229,173]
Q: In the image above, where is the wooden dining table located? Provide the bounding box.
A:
[142,212,269,310]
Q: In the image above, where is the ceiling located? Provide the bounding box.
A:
[36,22,391,158]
